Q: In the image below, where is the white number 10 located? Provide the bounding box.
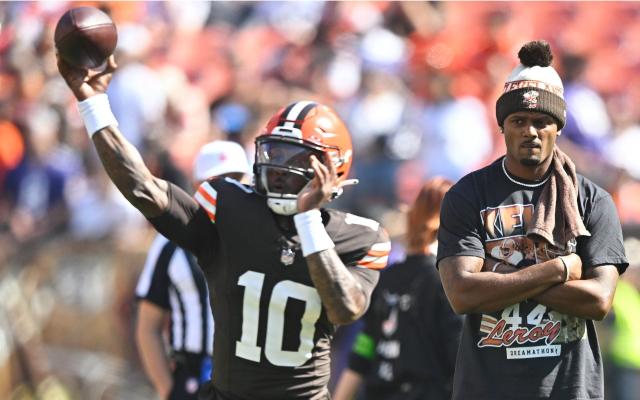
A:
[235,271,322,367]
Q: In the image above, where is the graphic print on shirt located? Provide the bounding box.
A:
[478,203,585,359]
[374,290,412,381]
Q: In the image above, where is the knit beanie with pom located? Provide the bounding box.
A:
[496,40,566,129]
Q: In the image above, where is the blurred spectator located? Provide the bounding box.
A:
[108,23,167,149]
[606,125,640,181]
[0,270,72,399]
[212,102,252,141]
[556,52,622,188]
[348,70,413,153]
[603,92,640,224]
[1,104,69,257]
[65,169,147,242]
[334,178,462,400]
[560,53,611,154]
[419,72,493,181]
[0,120,24,189]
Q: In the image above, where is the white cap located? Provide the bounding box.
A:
[193,140,250,181]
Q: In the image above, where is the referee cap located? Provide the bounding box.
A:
[193,140,250,181]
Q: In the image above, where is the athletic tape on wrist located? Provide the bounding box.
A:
[77,94,118,137]
[294,209,335,257]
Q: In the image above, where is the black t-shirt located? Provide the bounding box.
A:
[437,157,628,400]
[148,178,389,400]
[348,254,463,400]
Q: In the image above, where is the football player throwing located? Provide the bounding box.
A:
[57,55,389,400]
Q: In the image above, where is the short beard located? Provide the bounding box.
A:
[520,158,541,166]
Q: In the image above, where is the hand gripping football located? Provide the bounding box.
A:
[54,6,118,69]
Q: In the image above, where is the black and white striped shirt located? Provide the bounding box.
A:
[136,235,214,355]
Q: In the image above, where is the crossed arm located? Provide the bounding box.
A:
[487,257,619,320]
[438,254,619,320]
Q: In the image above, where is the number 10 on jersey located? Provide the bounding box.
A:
[235,271,322,367]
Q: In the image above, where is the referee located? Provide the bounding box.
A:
[135,141,250,400]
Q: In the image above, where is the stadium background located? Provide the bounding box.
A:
[1,1,639,399]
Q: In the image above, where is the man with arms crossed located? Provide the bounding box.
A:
[437,40,628,400]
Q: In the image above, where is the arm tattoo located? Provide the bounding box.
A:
[93,126,169,217]
[306,249,367,325]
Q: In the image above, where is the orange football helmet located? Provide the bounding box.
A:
[254,100,355,215]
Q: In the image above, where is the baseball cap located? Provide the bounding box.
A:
[193,140,250,181]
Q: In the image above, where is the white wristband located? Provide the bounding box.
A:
[491,261,503,272]
[77,93,118,137]
[294,209,335,257]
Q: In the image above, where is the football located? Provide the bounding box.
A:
[54,7,117,69]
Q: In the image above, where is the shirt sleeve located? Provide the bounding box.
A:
[437,189,485,268]
[136,239,175,309]
[353,226,391,271]
[147,182,217,258]
[578,193,628,274]
[347,226,389,310]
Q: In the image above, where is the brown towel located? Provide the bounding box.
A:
[526,146,591,250]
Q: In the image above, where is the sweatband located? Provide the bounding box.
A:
[77,93,118,137]
[294,209,335,257]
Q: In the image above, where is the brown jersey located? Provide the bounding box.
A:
[149,178,389,399]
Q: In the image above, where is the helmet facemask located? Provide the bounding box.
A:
[254,135,335,215]
[255,101,355,215]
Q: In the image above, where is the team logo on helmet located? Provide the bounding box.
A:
[522,90,539,109]
[253,100,355,215]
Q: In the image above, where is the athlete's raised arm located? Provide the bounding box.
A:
[57,55,170,218]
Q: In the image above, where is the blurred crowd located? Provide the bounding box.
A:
[1,1,640,399]
[3,1,640,260]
